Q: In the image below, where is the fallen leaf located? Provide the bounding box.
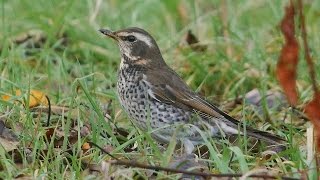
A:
[82,142,91,151]
[297,0,320,152]
[185,30,207,52]
[7,148,33,164]
[304,93,320,149]
[2,94,11,101]
[245,89,287,114]
[44,126,80,148]
[169,154,208,179]
[0,137,19,152]
[45,127,55,139]
[0,120,19,151]
[2,90,48,108]
[103,145,115,153]
[28,90,48,108]
[80,125,91,137]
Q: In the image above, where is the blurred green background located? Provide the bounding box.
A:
[1,0,319,99]
[0,0,320,179]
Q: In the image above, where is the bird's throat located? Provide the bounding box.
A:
[120,54,149,70]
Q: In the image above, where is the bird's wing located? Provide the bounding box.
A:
[145,67,286,144]
[145,67,239,125]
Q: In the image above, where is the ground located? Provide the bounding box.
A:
[0,0,319,179]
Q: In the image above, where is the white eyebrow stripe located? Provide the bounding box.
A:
[117,31,153,47]
[131,32,153,47]
[117,32,129,36]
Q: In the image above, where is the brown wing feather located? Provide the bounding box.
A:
[146,67,232,121]
[146,66,285,144]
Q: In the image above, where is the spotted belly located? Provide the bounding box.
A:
[117,69,219,145]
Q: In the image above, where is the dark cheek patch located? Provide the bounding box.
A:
[131,41,147,57]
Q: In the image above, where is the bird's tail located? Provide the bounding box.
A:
[206,103,287,150]
[245,127,287,151]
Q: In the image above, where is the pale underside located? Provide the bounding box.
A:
[117,61,241,152]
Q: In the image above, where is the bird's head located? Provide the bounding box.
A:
[99,27,164,67]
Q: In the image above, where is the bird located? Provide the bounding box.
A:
[99,27,286,153]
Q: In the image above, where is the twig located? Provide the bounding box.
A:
[88,141,120,161]
[91,141,298,179]
[45,95,51,127]
[110,160,298,179]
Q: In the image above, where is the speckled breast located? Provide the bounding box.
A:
[117,65,205,144]
[117,66,150,129]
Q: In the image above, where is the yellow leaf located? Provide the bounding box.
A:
[82,142,91,151]
[2,95,11,101]
[15,90,22,96]
[2,89,48,108]
[29,90,48,108]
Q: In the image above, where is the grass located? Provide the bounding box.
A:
[0,0,320,179]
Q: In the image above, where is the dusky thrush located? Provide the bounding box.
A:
[99,27,285,153]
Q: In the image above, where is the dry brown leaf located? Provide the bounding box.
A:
[0,120,19,151]
[0,137,19,152]
[304,93,320,149]
[297,0,320,152]
[185,30,207,52]
[276,3,299,106]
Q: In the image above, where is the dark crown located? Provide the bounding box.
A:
[100,27,165,67]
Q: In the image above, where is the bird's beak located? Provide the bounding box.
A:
[99,29,118,41]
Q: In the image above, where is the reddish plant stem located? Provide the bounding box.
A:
[297,0,318,94]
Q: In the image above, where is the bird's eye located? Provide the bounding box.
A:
[126,35,136,42]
